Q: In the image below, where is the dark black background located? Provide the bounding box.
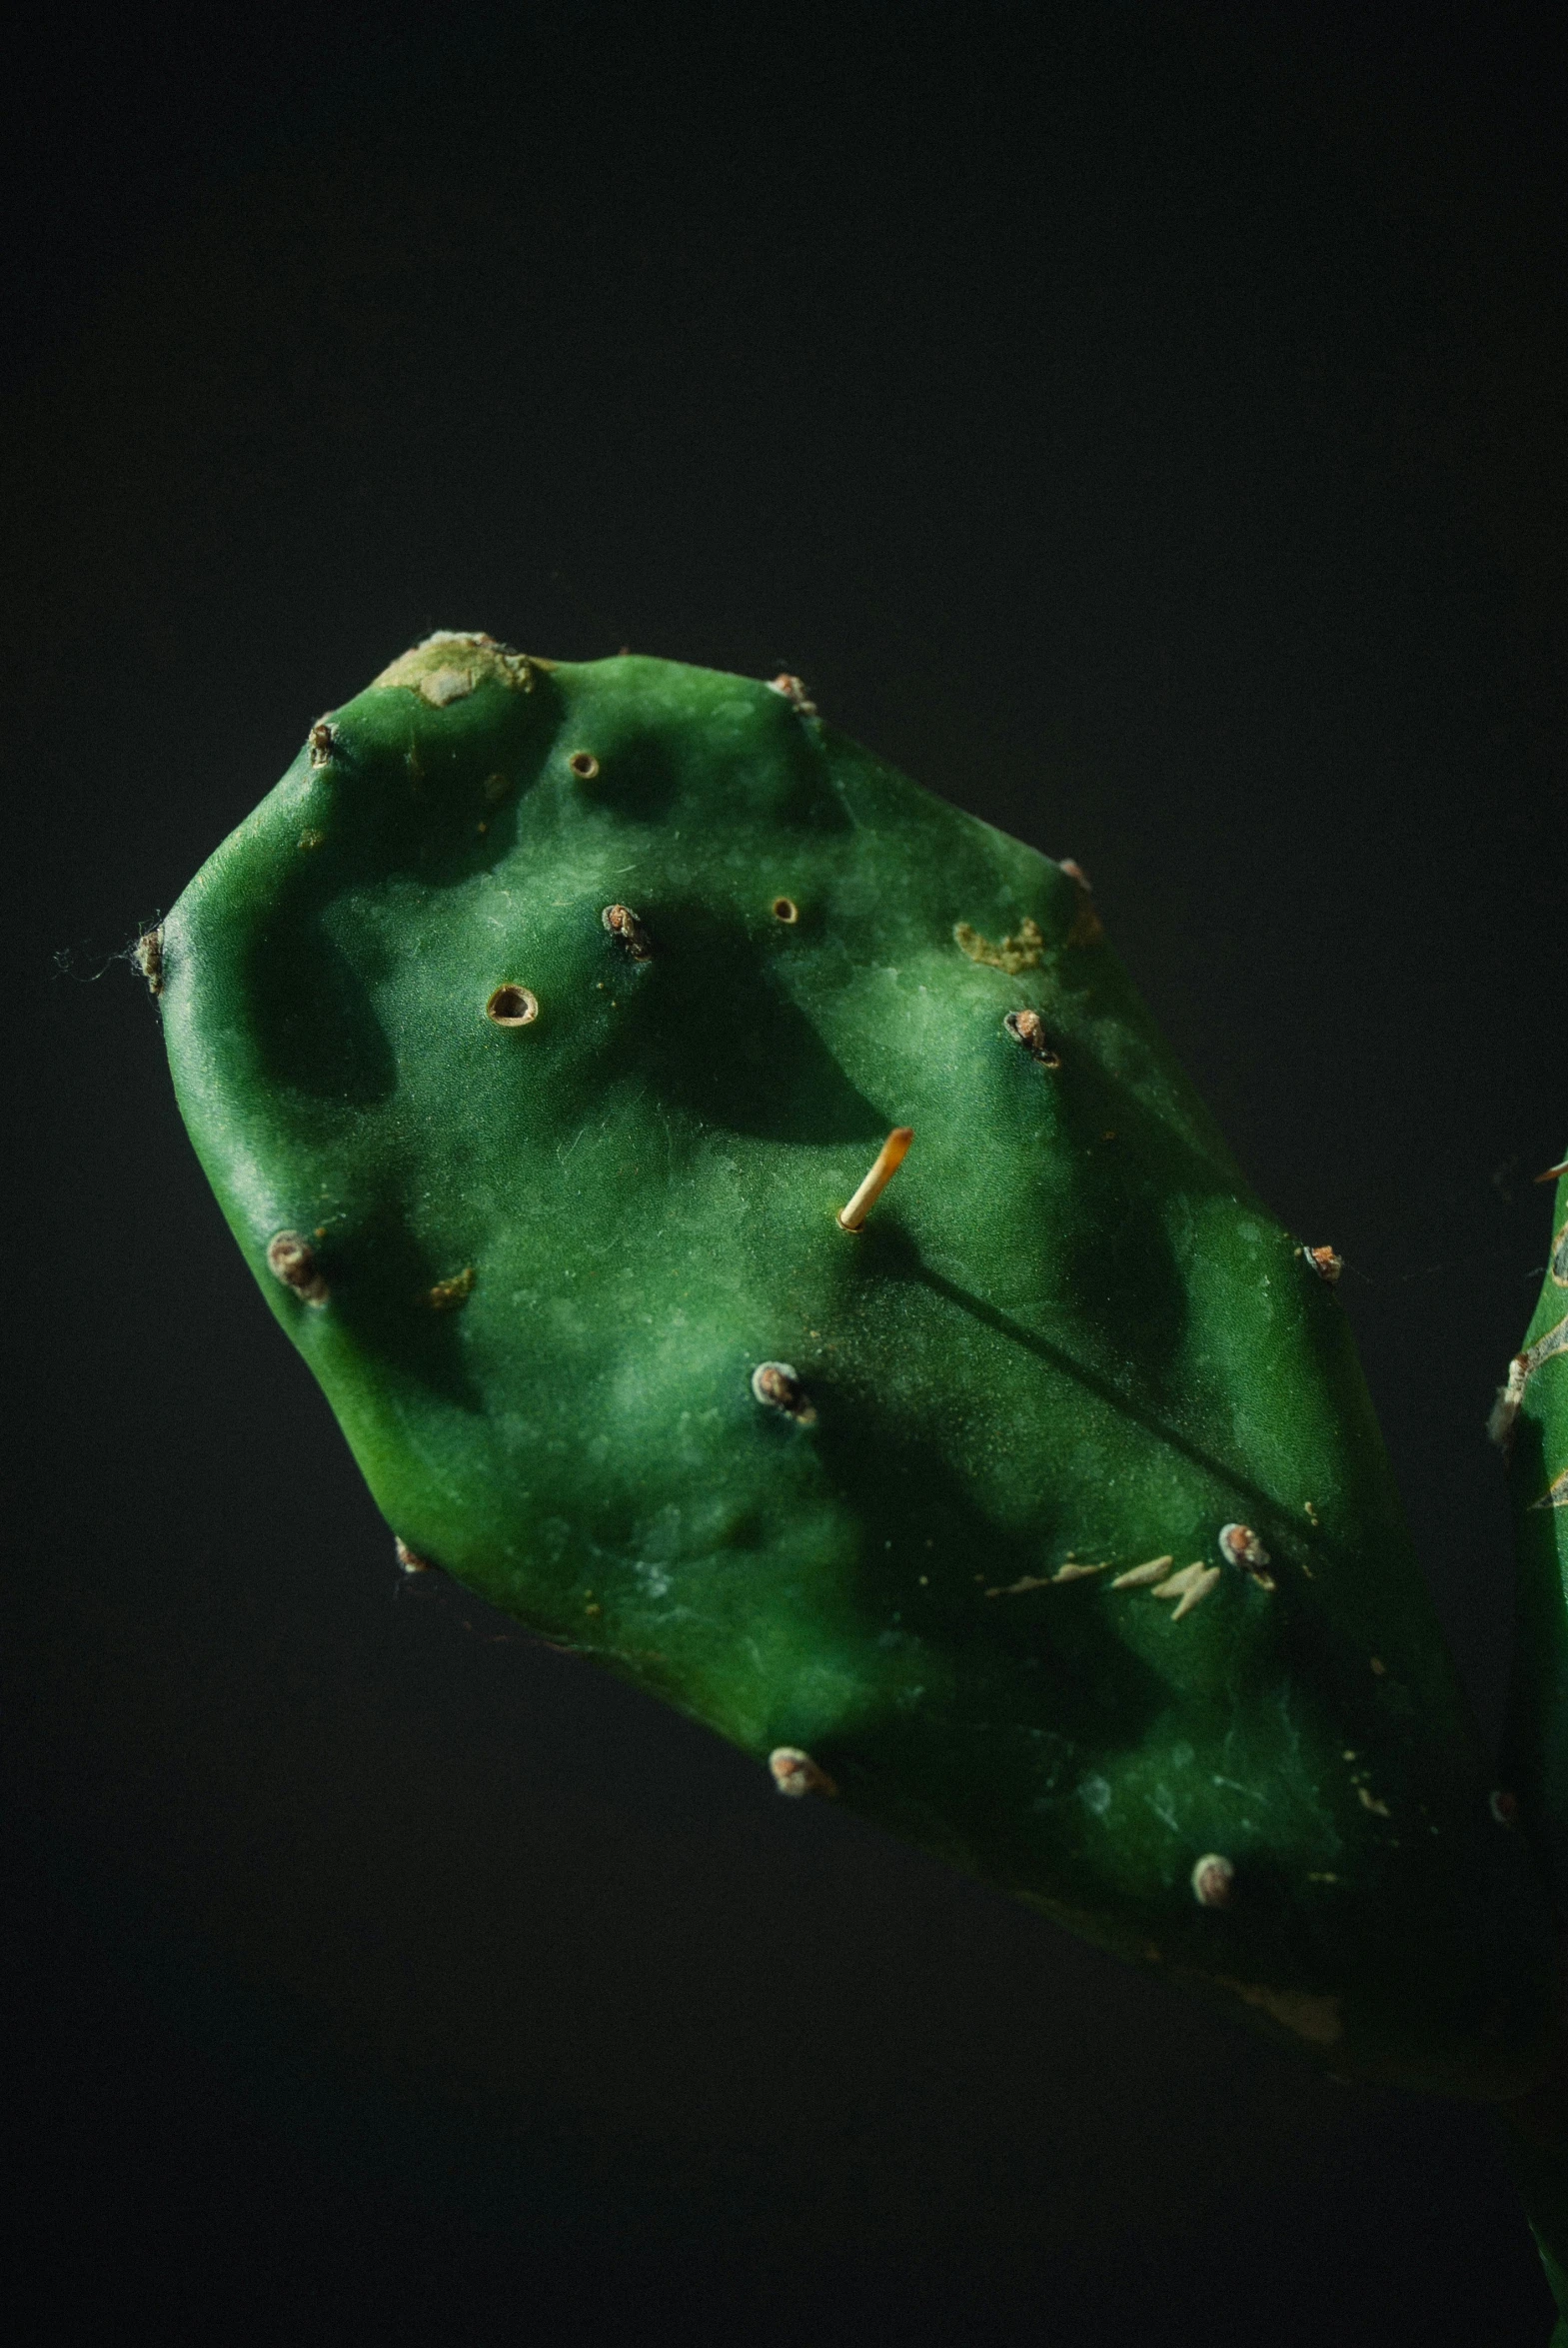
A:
[6,5,1567,2341]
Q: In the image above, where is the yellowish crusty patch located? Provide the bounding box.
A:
[427,1265,476,1310]
[1110,1554,1175,1588]
[984,1559,1108,1596]
[953,915,1047,974]
[1152,1561,1221,1620]
[373,631,546,707]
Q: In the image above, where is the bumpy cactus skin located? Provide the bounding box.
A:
[1502,1156,1568,1902]
[1497,1155,1568,2331]
[155,634,1555,2098]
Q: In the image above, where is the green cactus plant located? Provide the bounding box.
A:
[1495,1152,1568,2335]
[147,631,1558,2121]
[1499,1155,1568,1902]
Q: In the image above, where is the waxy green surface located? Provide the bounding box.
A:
[1502,1154,1568,1905]
[1491,1158,1568,2330]
[156,634,1556,2096]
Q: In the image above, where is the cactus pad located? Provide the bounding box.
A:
[1501,1150,1568,1906]
[152,633,1556,2096]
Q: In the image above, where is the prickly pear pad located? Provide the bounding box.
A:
[156,633,1555,2095]
[1502,1152,1568,1905]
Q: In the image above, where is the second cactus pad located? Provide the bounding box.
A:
[155,633,1555,2097]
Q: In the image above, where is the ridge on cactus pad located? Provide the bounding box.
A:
[153,631,1557,2099]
